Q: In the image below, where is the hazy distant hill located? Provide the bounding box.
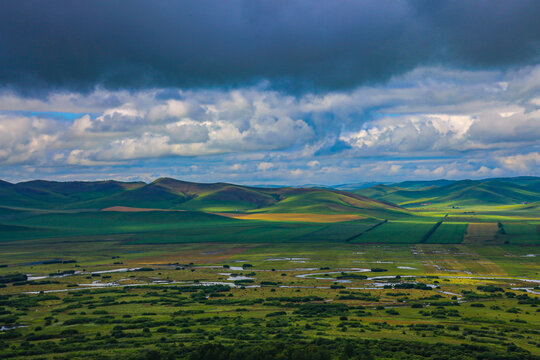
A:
[332,182,390,190]
[391,180,456,189]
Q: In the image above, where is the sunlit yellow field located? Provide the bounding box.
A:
[218,212,365,223]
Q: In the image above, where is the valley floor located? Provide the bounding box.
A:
[0,241,539,359]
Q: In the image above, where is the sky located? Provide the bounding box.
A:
[1,1,540,185]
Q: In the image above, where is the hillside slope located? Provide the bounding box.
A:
[355,178,540,207]
[0,178,407,218]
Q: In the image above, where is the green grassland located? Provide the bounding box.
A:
[504,223,540,245]
[349,221,436,243]
[424,223,468,244]
[0,177,539,359]
[293,219,382,242]
[1,177,538,247]
[2,208,536,246]
[0,241,538,359]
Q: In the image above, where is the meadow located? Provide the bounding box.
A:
[0,240,539,359]
[0,177,538,359]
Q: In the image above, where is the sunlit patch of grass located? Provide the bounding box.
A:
[219,213,365,223]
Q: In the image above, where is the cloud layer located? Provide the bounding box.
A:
[1,65,539,183]
[2,1,540,92]
[2,2,540,183]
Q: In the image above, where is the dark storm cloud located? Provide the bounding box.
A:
[2,0,540,92]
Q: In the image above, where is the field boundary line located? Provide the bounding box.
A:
[419,214,448,243]
[345,219,388,243]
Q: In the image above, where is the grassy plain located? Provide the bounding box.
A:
[0,178,539,359]
[0,240,539,359]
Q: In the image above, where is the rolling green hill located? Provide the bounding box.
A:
[0,180,145,209]
[0,177,538,245]
[2,176,539,216]
[0,178,406,218]
[355,178,540,207]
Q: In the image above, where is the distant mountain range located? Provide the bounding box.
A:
[1,177,538,215]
